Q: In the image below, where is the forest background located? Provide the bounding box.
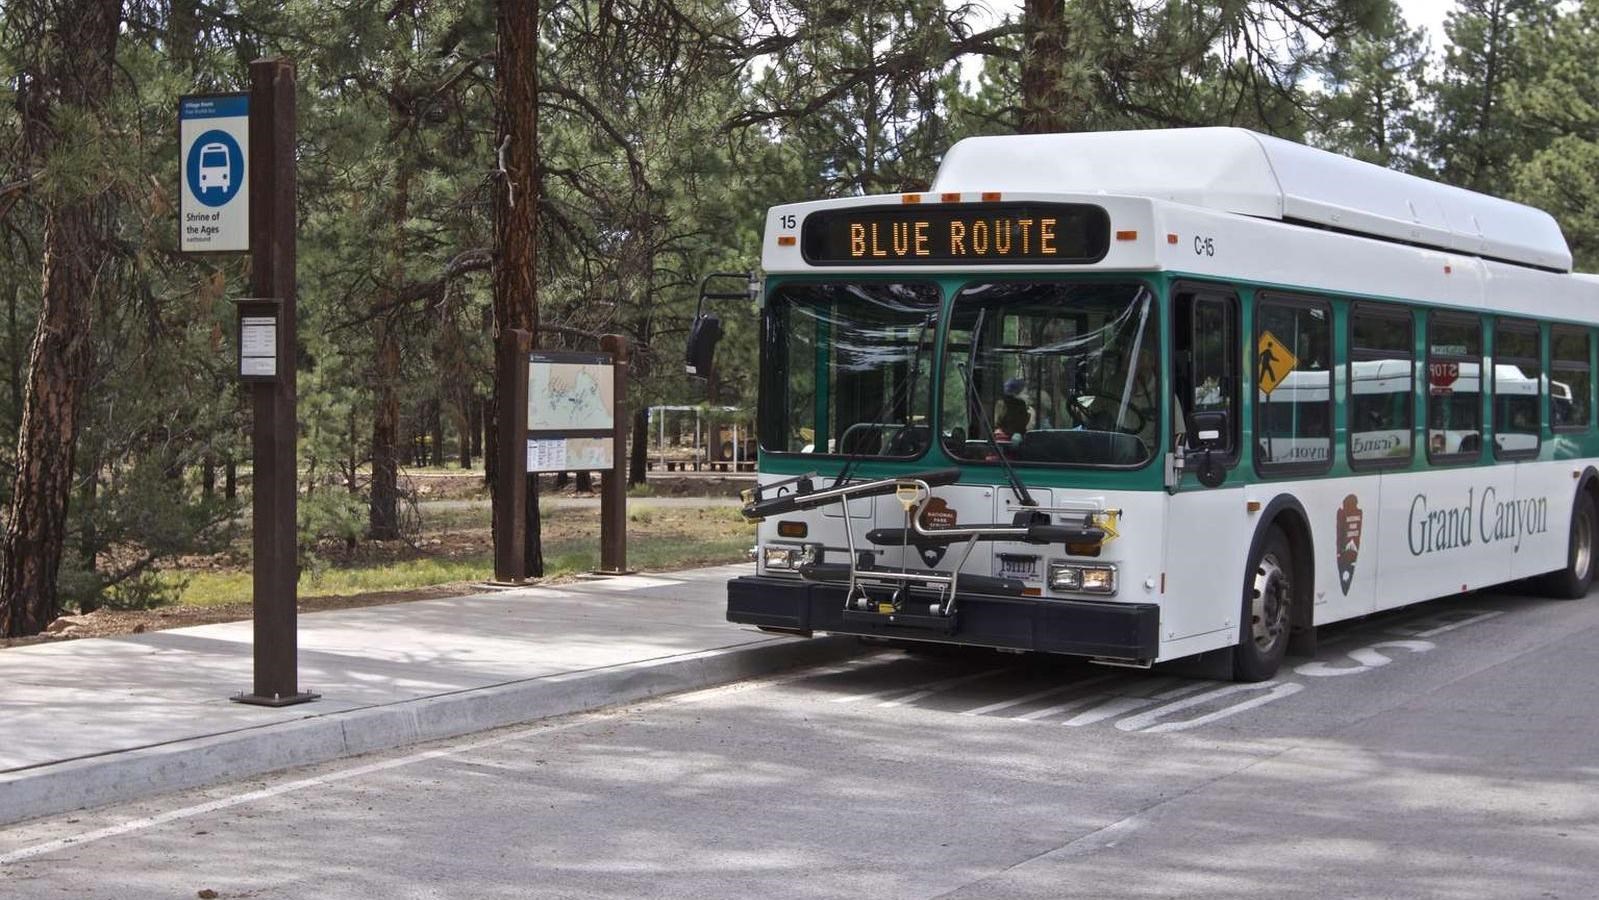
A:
[2,0,1596,636]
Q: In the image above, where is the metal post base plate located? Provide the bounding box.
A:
[231,691,321,708]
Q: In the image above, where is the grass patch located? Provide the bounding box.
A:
[165,501,755,608]
[169,556,494,607]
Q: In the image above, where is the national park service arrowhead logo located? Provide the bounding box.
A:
[1336,494,1363,596]
[917,497,957,567]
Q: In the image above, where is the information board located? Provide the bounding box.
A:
[526,351,616,473]
[240,315,277,377]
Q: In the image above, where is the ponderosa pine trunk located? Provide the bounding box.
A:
[0,0,122,637]
[492,0,543,577]
[1020,0,1068,134]
[369,314,402,539]
[369,127,413,540]
[629,406,648,485]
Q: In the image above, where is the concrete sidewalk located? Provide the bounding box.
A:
[0,563,852,827]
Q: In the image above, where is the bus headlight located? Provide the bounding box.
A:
[1049,561,1117,595]
[763,543,820,570]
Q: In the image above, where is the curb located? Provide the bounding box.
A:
[0,634,857,828]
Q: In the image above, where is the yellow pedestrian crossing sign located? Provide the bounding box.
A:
[1257,330,1298,395]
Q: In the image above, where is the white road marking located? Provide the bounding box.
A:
[961,674,1115,717]
[878,667,1019,707]
[1057,680,1212,726]
[828,665,1012,705]
[1055,687,1202,728]
[1061,696,1153,727]
[672,655,884,705]
[1295,639,1434,677]
[1114,681,1304,733]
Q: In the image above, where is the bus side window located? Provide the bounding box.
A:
[1493,318,1541,459]
[1349,303,1414,468]
[1175,289,1238,458]
[1426,313,1483,464]
[1254,296,1334,475]
[1551,325,1592,432]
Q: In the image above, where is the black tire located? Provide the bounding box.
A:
[1538,490,1597,600]
[1234,527,1295,682]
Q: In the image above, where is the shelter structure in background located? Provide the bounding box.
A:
[647,406,754,473]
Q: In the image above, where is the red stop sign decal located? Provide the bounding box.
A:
[1429,361,1460,392]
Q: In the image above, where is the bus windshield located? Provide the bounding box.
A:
[761,282,939,458]
[942,281,1159,467]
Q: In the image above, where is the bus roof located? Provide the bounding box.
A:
[932,128,1572,272]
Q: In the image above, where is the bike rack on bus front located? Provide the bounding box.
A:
[742,470,1112,631]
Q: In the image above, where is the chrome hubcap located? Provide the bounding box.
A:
[1251,553,1291,653]
[1574,508,1594,582]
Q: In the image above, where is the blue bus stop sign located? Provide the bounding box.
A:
[178,93,249,252]
[185,130,244,208]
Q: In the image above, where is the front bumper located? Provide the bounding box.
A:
[728,575,1160,661]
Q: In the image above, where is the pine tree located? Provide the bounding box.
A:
[0,0,123,636]
[1312,1,1430,171]
[1509,0,1599,269]
[1427,0,1552,191]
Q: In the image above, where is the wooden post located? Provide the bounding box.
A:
[233,58,316,707]
[599,334,630,574]
[493,328,532,582]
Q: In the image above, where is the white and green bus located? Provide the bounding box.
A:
[697,127,1599,682]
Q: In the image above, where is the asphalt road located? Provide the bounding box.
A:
[3,586,1597,899]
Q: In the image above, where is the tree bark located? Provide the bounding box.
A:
[429,397,444,467]
[456,392,473,469]
[629,405,648,485]
[1020,0,1068,134]
[492,0,543,577]
[7,284,21,431]
[368,144,412,540]
[202,453,216,499]
[0,0,121,637]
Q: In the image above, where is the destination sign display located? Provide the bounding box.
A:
[801,203,1110,265]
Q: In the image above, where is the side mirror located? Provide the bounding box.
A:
[685,271,758,381]
[685,314,722,379]
[1188,410,1228,450]
[1187,410,1229,488]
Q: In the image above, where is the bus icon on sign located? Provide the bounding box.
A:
[198,143,230,192]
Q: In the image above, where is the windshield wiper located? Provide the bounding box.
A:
[953,310,1029,508]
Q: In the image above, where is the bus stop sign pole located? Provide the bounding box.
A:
[233,58,316,707]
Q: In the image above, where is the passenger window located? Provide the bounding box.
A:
[1427,315,1483,464]
[1349,305,1413,467]
[1255,297,1332,474]
[1551,325,1592,432]
[1494,320,1541,458]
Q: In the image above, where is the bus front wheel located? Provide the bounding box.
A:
[1234,528,1293,682]
[1539,490,1597,600]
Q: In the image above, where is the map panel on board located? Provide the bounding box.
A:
[528,354,615,433]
